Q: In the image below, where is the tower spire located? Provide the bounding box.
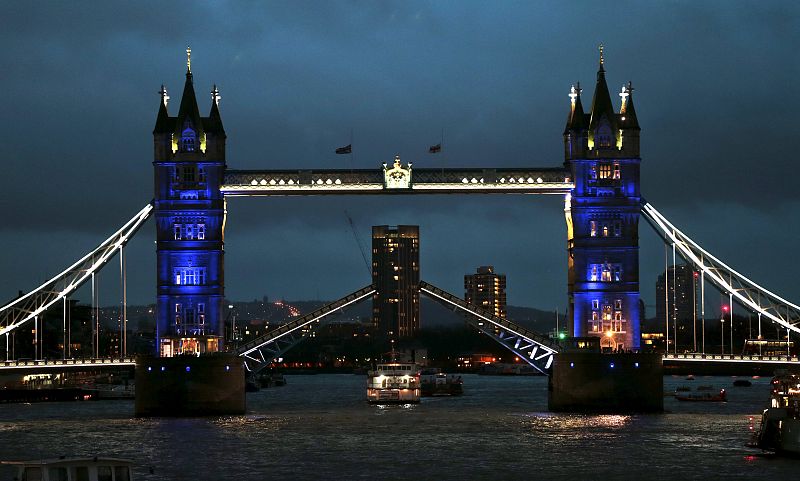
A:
[186,46,192,73]
[598,44,605,71]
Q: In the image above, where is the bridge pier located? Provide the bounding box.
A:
[135,353,245,416]
[548,352,663,413]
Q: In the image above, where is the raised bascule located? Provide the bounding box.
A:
[2,48,800,414]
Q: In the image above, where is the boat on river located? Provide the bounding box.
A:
[754,373,800,454]
[675,388,727,402]
[420,368,463,397]
[1,456,134,481]
[366,362,420,404]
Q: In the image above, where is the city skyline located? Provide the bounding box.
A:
[1,2,798,316]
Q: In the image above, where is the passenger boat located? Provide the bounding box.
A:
[674,388,727,402]
[420,368,463,397]
[366,362,420,404]
[754,373,800,454]
[1,456,134,481]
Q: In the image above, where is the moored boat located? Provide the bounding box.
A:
[675,388,727,402]
[1,456,134,481]
[366,362,420,404]
[420,368,463,397]
[755,373,800,454]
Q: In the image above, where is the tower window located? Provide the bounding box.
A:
[613,163,621,179]
[173,267,207,286]
[601,265,612,282]
[592,300,599,310]
[602,225,609,237]
[180,124,196,152]
[598,163,612,179]
[197,224,205,240]
[173,224,181,240]
[613,220,622,237]
[614,299,622,310]
[590,221,597,237]
[182,166,197,182]
[590,166,597,180]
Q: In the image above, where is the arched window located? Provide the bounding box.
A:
[180,122,196,152]
[595,120,613,149]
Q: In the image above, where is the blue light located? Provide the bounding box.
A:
[225,365,230,371]
[610,363,615,368]
[570,362,574,368]
[160,366,166,372]
[634,362,639,368]
[147,366,152,372]
[185,366,191,372]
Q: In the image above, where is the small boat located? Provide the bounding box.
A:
[366,362,420,404]
[754,373,800,454]
[733,379,752,387]
[675,388,727,402]
[1,456,134,481]
[420,368,463,397]
[685,374,695,381]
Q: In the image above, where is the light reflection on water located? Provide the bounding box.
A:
[0,374,797,480]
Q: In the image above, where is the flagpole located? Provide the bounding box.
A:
[350,128,354,172]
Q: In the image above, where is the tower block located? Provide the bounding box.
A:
[152,49,227,357]
[564,50,642,351]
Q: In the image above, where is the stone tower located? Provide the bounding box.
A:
[564,49,642,351]
[152,49,227,356]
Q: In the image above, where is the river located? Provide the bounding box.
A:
[0,374,796,480]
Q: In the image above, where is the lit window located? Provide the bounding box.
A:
[614,267,622,282]
[198,224,205,240]
[602,225,609,237]
[181,122,196,152]
[601,266,612,282]
[590,265,598,282]
[590,221,597,237]
[614,312,622,321]
[592,311,598,321]
[174,224,182,240]
[613,163,621,179]
[599,164,612,179]
[590,166,597,180]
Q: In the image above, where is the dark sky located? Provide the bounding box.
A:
[1,1,799,317]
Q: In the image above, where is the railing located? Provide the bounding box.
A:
[0,357,136,370]
[663,353,799,364]
[419,281,559,374]
[0,203,154,337]
[221,167,573,196]
[641,200,800,335]
[237,284,376,373]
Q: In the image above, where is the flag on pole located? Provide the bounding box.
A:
[428,143,441,153]
[335,144,352,154]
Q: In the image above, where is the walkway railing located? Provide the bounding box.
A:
[663,353,799,364]
[0,203,154,338]
[641,200,800,335]
[419,281,559,374]
[237,284,376,373]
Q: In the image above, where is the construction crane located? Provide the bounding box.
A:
[345,210,372,277]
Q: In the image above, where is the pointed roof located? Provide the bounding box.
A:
[588,56,617,132]
[619,81,640,130]
[205,84,225,134]
[153,85,172,134]
[564,83,586,134]
[174,70,205,138]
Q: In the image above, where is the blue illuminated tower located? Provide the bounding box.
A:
[564,50,641,351]
[152,49,227,356]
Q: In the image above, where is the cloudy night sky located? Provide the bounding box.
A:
[1,1,798,318]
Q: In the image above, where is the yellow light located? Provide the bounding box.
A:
[605,331,613,338]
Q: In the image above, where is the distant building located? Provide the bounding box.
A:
[464,266,507,319]
[371,225,420,338]
[655,264,699,348]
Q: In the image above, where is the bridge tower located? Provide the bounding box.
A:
[152,49,227,357]
[564,50,642,351]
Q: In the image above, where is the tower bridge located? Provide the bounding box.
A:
[1,50,799,387]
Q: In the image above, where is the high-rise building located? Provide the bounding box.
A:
[564,51,642,351]
[371,225,420,338]
[152,50,227,357]
[655,264,699,347]
[464,266,507,319]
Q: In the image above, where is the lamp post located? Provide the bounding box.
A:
[721,304,729,355]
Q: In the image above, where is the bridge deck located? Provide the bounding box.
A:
[221,167,573,196]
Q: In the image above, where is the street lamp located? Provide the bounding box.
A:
[721,305,729,355]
